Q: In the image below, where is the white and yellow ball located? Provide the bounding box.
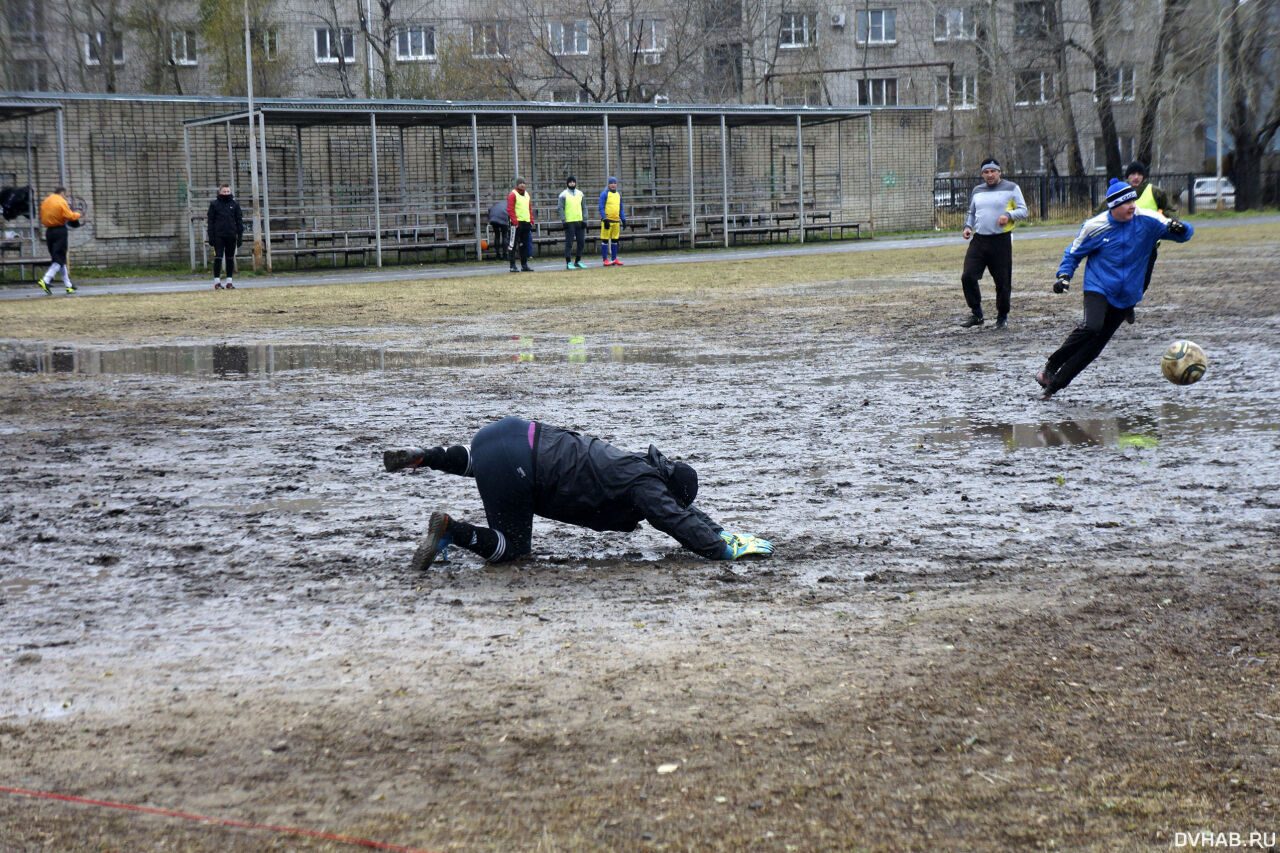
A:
[1160,340,1207,385]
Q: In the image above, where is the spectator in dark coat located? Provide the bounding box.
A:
[206,184,244,290]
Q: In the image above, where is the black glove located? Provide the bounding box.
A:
[68,219,82,229]
[1166,220,1187,236]
[1053,275,1070,294]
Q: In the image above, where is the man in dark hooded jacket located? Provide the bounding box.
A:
[206,184,244,290]
[383,416,773,570]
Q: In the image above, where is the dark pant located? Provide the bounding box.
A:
[961,232,1013,319]
[45,225,67,266]
[564,221,585,261]
[211,236,237,279]
[469,416,536,561]
[491,223,509,259]
[1043,290,1129,391]
[509,222,532,266]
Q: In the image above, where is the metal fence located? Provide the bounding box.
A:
[933,171,1280,231]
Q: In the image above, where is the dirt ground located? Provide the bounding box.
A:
[1,230,1278,852]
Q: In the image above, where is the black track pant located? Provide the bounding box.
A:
[509,222,532,265]
[211,236,237,279]
[961,232,1013,320]
[1043,290,1129,392]
[564,221,585,262]
[45,225,68,265]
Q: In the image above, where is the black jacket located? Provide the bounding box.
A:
[532,424,725,559]
[207,195,244,242]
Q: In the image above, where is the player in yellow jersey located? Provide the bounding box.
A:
[597,177,626,266]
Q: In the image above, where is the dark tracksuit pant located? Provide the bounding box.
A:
[961,232,1013,320]
[509,222,532,266]
[420,416,533,563]
[1043,290,1129,392]
[564,221,585,262]
[211,236,237,279]
[45,224,68,265]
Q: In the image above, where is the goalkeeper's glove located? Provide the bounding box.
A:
[1053,275,1070,294]
[719,531,774,559]
[1166,219,1187,237]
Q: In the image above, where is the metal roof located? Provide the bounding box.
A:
[181,98,877,130]
[0,98,63,122]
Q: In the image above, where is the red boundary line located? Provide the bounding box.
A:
[0,785,439,853]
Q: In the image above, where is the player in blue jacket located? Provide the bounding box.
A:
[382,417,773,570]
[1036,178,1193,399]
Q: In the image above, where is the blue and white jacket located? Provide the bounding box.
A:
[1057,208,1193,309]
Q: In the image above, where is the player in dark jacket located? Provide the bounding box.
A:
[383,416,773,569]
[206,184,244,290]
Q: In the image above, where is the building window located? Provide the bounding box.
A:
[779,12,817,48]
[1014,1,1049,39]
[314,27,354,63]
[936,143,962,176]
[396,25,436,60]
[85,31,125,65]
[779,78,822,105]
[1016,140,1045,172]
[1093,66,1135,101]
[934,6,975,41]
[1093,135,1135,171]
[855,9,896,44]
[1015,70,1055,104]
[12,59,47,89]
[6,0,43,42]
[857,77,898,106]
[633,19,667,52]
[936,74,977,109]
[170,30,198,66]
[549,21,589,55]
[256,28,279,61]
[470,22,508,58]
[551,87,592,102]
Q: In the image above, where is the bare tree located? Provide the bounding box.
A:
[1222,0,1280,209]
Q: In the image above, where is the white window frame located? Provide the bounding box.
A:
[1015,70,1054,105]
[84,31,125,66]
[314,27,354,63]
[779,11,817,48]
[936,74,978,109]
[1093,65,1135,102]
[779,78,822,106]
[548,20,589,56]
[933,6,975,41]
[855,9,896,44]
[396,24,436,61]
[857,77,898,106]
[1017,141,1045,172]
[7,0,42,41]
[470,22,508,58]
[170,30,198,66]
[261,28,279,61]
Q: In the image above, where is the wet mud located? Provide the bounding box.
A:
[2,243,1279,851]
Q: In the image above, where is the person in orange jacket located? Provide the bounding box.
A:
[37,187,82,295]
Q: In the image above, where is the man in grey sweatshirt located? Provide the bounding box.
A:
[960,158,1028,329]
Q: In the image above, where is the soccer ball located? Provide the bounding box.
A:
[1160,340,1207,385]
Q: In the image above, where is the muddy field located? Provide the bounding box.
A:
[1,232,1278,852]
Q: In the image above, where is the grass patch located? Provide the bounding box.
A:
[2,223,1275,343]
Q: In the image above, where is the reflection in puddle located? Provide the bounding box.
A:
[1,337,774,378]
[919,407,1270,449]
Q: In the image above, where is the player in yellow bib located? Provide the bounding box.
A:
[597,177,626,266]
[558,176,586,269]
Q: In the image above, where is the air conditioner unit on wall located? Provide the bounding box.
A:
[643,52,663,65]
[830,13,846,27]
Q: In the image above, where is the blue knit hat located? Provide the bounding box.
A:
[607,176,618,185]
[1106,178,1138,208]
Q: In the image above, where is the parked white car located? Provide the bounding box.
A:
[1179,177,1236,209]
